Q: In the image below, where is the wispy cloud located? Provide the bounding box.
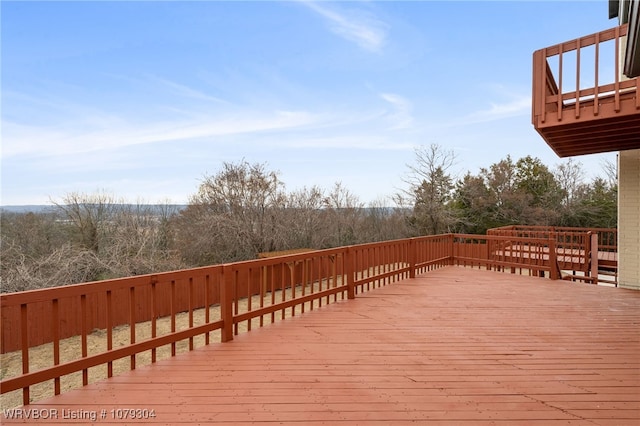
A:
[463,96,531,124]
[272,134,413,151]
[380,93,413,129]
[472,96,531,119]
[1,108,322,159]
[147,75,228,104]
[436,93,531,129]
[301,1,388,53]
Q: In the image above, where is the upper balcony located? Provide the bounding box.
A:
[532,24,640,157]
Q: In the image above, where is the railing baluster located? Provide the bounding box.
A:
[247,267,253,329]
[188,277,194,351]
[52,299,60,395]
[106,290,113,378]
[234,269,240,333]
[558,44,564,120]
[151,280,157,363]
[129,287,135,370]
[170,280,176,356]
[576,37,581,118]
[614,25,621,111]
[594,31,600,115]
[334,253,340,298]
[281,264,287,320]
[260,266,266,324]
[20,303,29,406]
[318,258,324,307]
[290,264,297,317]
[270,264,276,321]
[81,294,88,385]
[303,260,308,303]
[312,257,319,306]
[204,274,210,345]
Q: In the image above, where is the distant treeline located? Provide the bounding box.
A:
[0,205,188,214]
[0,145,617,293]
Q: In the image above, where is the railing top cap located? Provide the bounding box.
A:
[538,24,628,57]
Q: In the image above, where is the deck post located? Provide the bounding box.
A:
[409,238,416,278]
[220,265,234,342]
[345,246,355,299]
[532,49,546,125]
[590,233,599,285]
[448,234,455,266]
[549,234,559,280]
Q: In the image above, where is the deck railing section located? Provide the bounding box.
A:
[533,24,638,127]
[225,247,350,339]
[453,234,557,279]
[0,266,225,406]
[1,237,453,406]
[351,239,411,292]
[488,225,618,285]
[488,225,617,248]
[0,232,612,407]
[413,234,454,275]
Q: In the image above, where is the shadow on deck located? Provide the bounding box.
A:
[3,266,639,425]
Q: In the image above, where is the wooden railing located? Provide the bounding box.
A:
[488,225,617,249]
[453,234,558,279]
[533,24,638,125]
[531,23,640,156]
[0,232,603,406]
[488,225,618,285]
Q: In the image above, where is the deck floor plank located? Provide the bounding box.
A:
[2,266,639,424]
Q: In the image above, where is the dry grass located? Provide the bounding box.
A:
[1,306,219,410]
[0,281,347,410]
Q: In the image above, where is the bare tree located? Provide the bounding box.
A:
[0,193,186,292]
[52,191,118,253]
[601,156,618,188]
[177,160,288,264]
[1,242,101,293]
[322,182,364,247]
[554,158,587,206]
[360,197,410,242]
[284,186,326,249]
[399,144,458,235]
[99,201,184,277]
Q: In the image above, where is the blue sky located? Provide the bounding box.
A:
[1,0,618,206]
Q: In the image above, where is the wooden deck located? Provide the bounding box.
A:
[3,266,639,425]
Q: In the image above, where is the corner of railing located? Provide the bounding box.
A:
[409,238,416,279]
[448,233,455,266]
[220,264,234,342]
[589,232,599,285]
[548,233,559,280]
[345,246,356,299]
[532,48,546,126]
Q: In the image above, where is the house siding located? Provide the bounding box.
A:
[618,149,640,289]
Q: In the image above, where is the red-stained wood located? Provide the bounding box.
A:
[3,266,638,425]
[51,299,60,395]
[532,24,640,156]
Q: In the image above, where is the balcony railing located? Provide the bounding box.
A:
[532,24,640,156]
[488,225,617,285]
[0,232,612,407]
